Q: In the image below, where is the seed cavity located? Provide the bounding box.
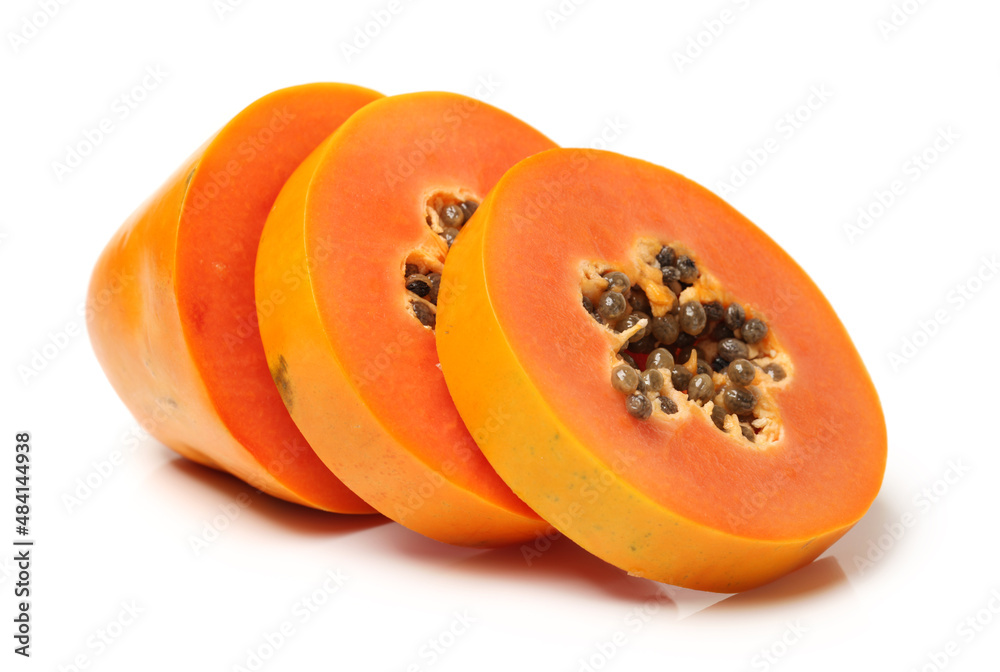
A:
[404,195,480,330]
[583,239,790,444]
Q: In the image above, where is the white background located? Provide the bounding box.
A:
[2,0,999,670]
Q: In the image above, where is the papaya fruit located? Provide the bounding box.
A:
[87,83,381,512]
[254,92,556,546]
[435,148,887,591]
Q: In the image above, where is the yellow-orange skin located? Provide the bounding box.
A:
[255,93,555,546]
[436,149,887,591]
[87,84,379,512]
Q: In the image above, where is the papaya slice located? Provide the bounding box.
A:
[87,83,381,512]
[255,92,556,546]
[436,148,887,591]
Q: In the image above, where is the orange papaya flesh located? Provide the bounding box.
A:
[87,83,381,512]
[436,148,887,591]
[255,92,557,546]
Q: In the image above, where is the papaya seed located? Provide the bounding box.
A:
[725,303,745,331]
[405,274,432,298]
[411,301,436,328]
[679,301,706,335]
[651,314,680,344]
[628,287,651,313]
[723,386,756,415]
[426,273,442,304]
[661,266,680,284]
[597,291,628,321]
[647,347,674,371]
[717,337,749,362]
[441,226,460,247]
[727,358,756,386]
[440,203,465,228]
[763,362,786,381]
[640,369,665,395]
[629,333,658,354]
[619,311,650,342]
[611,364,640,395]
[459,200,479,219]
[604,271,631,295]
[676,255,699,282]
[626,393,652,420]
[742,318,768,344]
[658,396,678,414]
[688,373,715,403]
[656,246,676,268]
[670,365,692,392]
[703,301,724,322]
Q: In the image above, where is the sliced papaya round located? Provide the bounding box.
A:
[255,92,556,546]
[436,148,887,591]
[87,83,382,512]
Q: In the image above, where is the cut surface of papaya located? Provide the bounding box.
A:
[255,92,556,546]
[436,148,887,590]
[88,83,381,512]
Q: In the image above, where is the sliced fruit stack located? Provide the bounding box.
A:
[88,83,886,592]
